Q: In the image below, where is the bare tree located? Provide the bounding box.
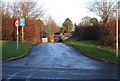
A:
[10,0,45,19]
[1,2,13,40]
[1,2,11,17]
[87,0,116,24]
[43,16,60,42]
[45,16,60,35]
[79,16,92,26]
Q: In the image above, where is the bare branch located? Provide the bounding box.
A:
[87,1,116,22]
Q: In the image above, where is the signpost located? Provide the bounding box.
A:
[15,20,19,50]
[20,18,25,44]
[15,18,25,50]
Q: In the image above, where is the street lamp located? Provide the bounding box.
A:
[112,9,118,57]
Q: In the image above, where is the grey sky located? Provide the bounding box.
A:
[37,0,117,26]
[38,0,101,26]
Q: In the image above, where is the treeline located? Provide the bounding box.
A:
[72,26,100,41]
[72,18,120,48]
[72,1,119,49]
[2,15,42,43]
[2,1,45,43]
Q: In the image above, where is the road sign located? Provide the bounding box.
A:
[15,20,19,27]
[20,18,25,26]
[20,18,25,44]
[15,20,19,50]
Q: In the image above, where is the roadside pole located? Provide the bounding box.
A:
[15,20,19,50]
[112,9,118,57]
[22,26,24,44]
[17,27,19,50]
[116,9,118,57]
[20,18,25,44]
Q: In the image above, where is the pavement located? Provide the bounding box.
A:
[2,43,119,81]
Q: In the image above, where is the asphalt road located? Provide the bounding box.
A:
[2,43,119,80]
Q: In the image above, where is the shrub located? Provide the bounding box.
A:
[72,26,100,41]
[98,18,117,48]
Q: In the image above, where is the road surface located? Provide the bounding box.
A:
[2,43,119,80]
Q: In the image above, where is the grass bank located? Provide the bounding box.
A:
[1,40,35,61]
[64,40,119,63]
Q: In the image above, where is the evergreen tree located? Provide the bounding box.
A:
[90,18,98,26]
[62,18,73,36]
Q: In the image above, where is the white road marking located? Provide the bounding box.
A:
[6,70,33,81]
[26,68,37,80]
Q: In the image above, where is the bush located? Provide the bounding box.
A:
[98,26,115,48]
[72,18,120,49]
[98,18,118,48]
[72,26,100,41]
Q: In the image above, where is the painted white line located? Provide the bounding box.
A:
[26,68,37,80]
[6,70,33,81]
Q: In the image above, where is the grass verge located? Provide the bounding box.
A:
[64,40,119,63]
[1,40,35,61]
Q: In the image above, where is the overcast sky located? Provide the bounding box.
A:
[37,0,101,26]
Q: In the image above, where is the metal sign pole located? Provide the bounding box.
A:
[17,27,19,50]
[116,9,118,57]
[15,20,19,50]
[20,18,25,44]
[22,26,24,44]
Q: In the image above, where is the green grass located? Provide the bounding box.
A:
[65,40,120,63]
[1,40,35,61]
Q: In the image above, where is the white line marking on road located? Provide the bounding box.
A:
[26,68,37,80]
[6,70,32,81]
